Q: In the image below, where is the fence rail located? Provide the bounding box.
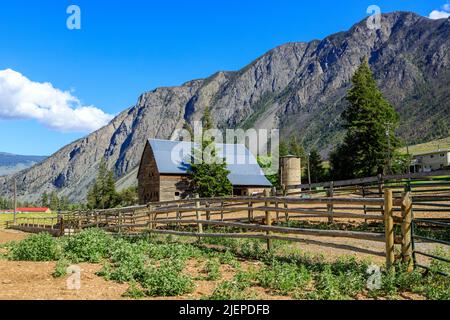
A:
[3,190,411,269]
[4,170,449,273]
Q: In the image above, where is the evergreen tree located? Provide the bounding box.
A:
[308,149,326,183]
[41,192,49,208]
[49,192,59,211]
[87,159,119,209]
[279,141,289,157]
[331,58,400,179]
[289,136,307,162]
[117,187,139,207]
[188,108,233,197]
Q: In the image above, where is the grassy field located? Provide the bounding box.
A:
[400,136,450,155]
[0,213,58,229]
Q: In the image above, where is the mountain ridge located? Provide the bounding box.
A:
[1,11,449,202]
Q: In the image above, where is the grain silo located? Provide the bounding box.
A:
[280,155,301,194]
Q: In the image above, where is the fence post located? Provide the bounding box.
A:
[195,194,203,236]
[378,174,384,215]
[327,181,334,224]
[282,184,289,222]
[118,211,123,235]
[401,192,414,272]
[362,185,368,223]
[384,189,395,269]
[148,205,154,231]
[264,189,272,251]
[58,216,64,237]
[248,201,253,223]
[272,187,279,223]
[206,202,211,221]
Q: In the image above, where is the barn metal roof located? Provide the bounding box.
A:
[148,139,272,187]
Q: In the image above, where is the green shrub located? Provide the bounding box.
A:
[53,258,71,278]
[101,239,150,283]
[240,240,266,260]
[203,259,221,281]
[308,266,346,300]
[64,228,113,263]
[257,262,312,295]
[123,281,146,299]
[9,233,60,261]
[147,243,203,261]
[140,259,194,296]
[421,275,450,300]
[429,248,450,275]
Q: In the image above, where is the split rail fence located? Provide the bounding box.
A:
[8,189,413,270]
[6,170,450,272]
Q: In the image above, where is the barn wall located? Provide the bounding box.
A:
[138,143,160,204]
[159,175,191,202]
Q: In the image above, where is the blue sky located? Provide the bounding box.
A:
[0,0,448,156]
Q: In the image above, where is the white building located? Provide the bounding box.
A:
[410,149,450,173]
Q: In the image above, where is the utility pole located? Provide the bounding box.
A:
[13,179,17,225]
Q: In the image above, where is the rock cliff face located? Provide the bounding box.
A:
[1,12,449,202]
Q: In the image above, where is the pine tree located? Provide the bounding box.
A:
[331,58,400,179]
[41,192,49,208]
[49,192,59,211]
[309,149,326,183]
[87,159,119,209]
[279,141,289,157]
[188,108,233,197]
[288,136,307,162]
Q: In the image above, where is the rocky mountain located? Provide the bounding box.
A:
[0,11,449,203]
[0,152,46,177]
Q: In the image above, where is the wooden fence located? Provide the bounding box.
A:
[8,189,411,269]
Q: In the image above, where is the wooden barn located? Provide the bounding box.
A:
[137,139,272,204]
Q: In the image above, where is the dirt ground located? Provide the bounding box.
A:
[0,228,444,300]
[0,230,287,300]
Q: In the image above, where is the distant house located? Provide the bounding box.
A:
[16,207,52,213]
[0,207,52,214]
[410,149,450,173]
[137,139,272,203]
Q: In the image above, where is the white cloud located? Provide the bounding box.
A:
[429,10,450,19]
[429,3,450,19]
[0,69,114,133]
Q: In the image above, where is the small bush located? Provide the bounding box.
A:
[429,248,450,275]
[147,243,203,261]
[9,233,60,261]
[123,281,146,299]
[257,262,312,295]
[53,258,71,278]
[203,259,221,281]
[140,260,194,297]
[101,239,150,283]
[308,266,346,300]
[64,228,113,263]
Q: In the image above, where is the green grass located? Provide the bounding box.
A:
[0,213,58,229]
[399,136,450,155]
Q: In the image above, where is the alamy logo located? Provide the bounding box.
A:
[172,122,280,176]
[66,265,81,290]
[366,264,382,291]
[366,5,382,31]
[67,5,81,30]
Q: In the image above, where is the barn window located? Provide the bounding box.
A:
[175,192,180,197]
